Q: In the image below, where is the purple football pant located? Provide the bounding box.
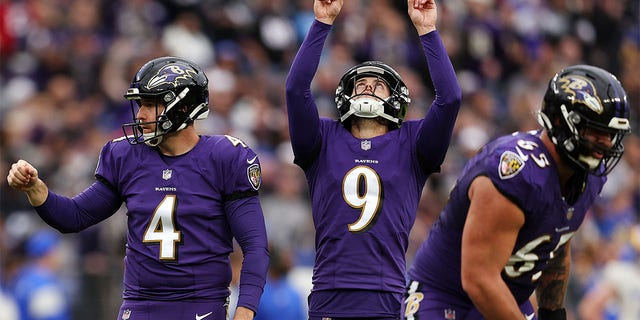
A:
[116,299,229,320]
[403,280,536,320]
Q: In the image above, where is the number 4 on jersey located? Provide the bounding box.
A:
[143,195,181,260]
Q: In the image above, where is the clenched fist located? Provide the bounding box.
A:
[7,159,48,206]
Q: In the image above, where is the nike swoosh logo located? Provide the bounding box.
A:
[525,312,535,320]
[555,226,570,233]
[247,155,258,164]
[195,312,212,320]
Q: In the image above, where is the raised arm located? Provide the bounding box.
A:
[410,0,462,171]
[284,0,342,164]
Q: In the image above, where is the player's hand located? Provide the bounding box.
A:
[233,306,255,320]
[408,0,437,35]
[314,0,343,25]
[7,159,39,192]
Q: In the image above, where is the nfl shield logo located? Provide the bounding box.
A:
[444,308,456,319]
[122,309,131,320]
[162,169,172,180]
[567,207,574,220]
[361,140,371,150]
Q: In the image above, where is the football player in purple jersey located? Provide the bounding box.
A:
[404,65,631,320]
[7,56,269,320]
[285,0,461,319]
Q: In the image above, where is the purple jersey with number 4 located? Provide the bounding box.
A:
[95,134,262,301]
[408,130,606,305]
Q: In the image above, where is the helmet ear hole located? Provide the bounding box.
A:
[159,115,173,131]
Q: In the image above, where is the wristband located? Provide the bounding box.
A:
[538,308,566,320]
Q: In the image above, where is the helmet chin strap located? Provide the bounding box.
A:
[144,133,163,147]
[143,115,172,146]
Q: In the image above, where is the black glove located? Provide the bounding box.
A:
[538,308,566,320]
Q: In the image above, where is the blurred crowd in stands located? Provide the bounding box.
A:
[1,0,638,319]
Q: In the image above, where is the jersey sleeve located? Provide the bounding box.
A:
[285,20,332,166]
[34,182,122,233]
[225,196,268,312]
[217,136,262,201]
[471,140,544,213]
[415,31,462,173]
[94,139,121,191]
[218,136,268,311]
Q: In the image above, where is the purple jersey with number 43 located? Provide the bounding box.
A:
[95,134,262,301]
[409,130,606,305]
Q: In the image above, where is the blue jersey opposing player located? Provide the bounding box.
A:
[7,56,269,320]
[404,65,631,320]
[285,0,461,318]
